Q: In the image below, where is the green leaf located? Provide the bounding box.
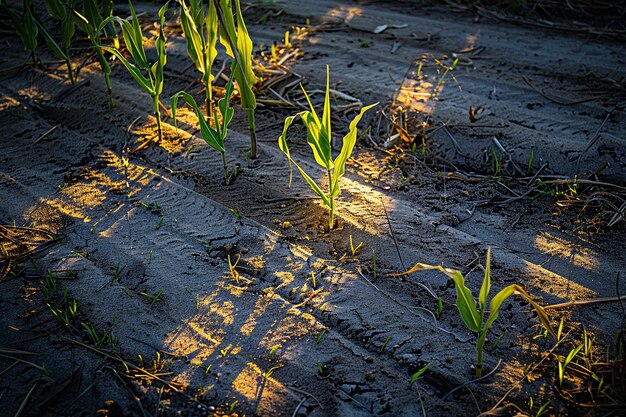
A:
[321,65,332,159]
[101,46,153,93]
[277,113,331,207]
[179,0,205,75]
[330,101,378,198]
[483,285,515,333]
[204,0,218,89]
[170,91,224,152]
[3,1,38,53]
[123,1,148,69]
[35,19,68,61]
[391,263,481,332]
[478,248,491,318]
[44,0,64,20]
[409,363,430,385]
[152,2,169,96]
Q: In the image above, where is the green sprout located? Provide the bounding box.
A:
[100,1,169,142]
[278,66,377,229]
[394,248,555,377]
[171,64,235,182]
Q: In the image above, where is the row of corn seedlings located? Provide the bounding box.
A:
[5,0,378,229]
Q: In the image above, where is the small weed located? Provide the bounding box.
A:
[435,296,443,319]
[381,336,392,352]
[316,329,326,344]
[140,290,163,307]
[262,364,283,380]
[349,235,363,256]
[409,363,430,385]
[228,254,241,284]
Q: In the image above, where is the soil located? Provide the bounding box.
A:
[1,1,625,416]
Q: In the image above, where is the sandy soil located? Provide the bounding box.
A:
[1,1,625,416]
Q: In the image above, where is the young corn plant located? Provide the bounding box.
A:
[177,0,218,118]
[73,0,117,107]
[278,66,378,229]
[42,0,78,83]
[213,0,257,158]
[2,0,38,64]
[100,1,169,142]
[171,63,236,182]
[394,248,555,377]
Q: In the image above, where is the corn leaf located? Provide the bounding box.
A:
[204,0,218,86]
[233,0,255,109]
[152,2,169,96]
[330,101,378,198]
[478,248,491,317]
[101,46,153,93]
[3,1,38,53]
[484,284,555,337]
[321,65,332,158]
[217,0,255,110]
[120,1,148,69]
[44,0,64,20]
[35,18,68,61]
[392,262,481,332]
[179,0,205,75]
[278,114,331,207]
[171,91,224,152]
[216,66,235,137]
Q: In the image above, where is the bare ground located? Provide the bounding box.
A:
[1,1,625,416]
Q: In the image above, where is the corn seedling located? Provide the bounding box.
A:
[213,0,258,158]
[42,0,78,83]
[172,68,235,181]
[172,69,235,174]
[394,248,555,377]
[176,0,218,118]
[73,0,117,107]
[409,362,430,385]
[278,66,378,229]
[2,0,38,64]
[316,360,324,375]
[100,1,169,142]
